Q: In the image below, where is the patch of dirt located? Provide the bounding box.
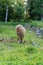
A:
[0,37,43,50]
[0,37,17,43]
[0,37,28,43]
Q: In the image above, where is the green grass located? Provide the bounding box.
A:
[29,20,43,28]
[0,21,43,65]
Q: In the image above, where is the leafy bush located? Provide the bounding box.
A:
[0,0,24,22]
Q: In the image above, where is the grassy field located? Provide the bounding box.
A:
[0,21,43,65]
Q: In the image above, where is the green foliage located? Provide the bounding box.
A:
[26,0,43,20]
[0,0,13,21]
[30,20,43,28]
[13,2,24,21]
[0,0,25,21]
[0,0,43,21]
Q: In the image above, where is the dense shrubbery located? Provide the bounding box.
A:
[0,0,43,21]
[26,0,43,20]
[0,0,24,22]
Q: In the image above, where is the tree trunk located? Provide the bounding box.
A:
[41,4,43,20]
[41,14,43,20]
[5,5,8,23]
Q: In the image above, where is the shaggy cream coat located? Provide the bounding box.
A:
[16,24,26,43]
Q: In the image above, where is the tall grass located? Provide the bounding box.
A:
[0,21,43,65]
